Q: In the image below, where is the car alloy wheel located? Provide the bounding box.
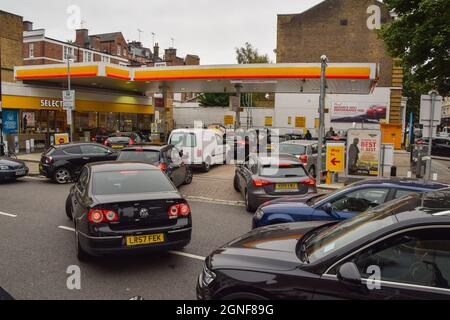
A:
[184,168,193,185]
[55,168,71,184]
[203,157,211,172]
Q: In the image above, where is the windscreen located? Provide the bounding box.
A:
[93,170,175,195]
[260,164,308,178]
[118,150,160,163]
[279,144,306,155]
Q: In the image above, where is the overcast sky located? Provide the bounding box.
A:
[0,0,323,64]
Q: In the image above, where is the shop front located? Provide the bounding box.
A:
[1,95,154,151]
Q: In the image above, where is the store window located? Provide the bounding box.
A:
[29,43,34,58]
[138,114,153,131]
[106,112,120,132]
[120,113,137,132]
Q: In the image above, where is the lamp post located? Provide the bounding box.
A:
[0,40,4,156]
[316,55,328,186]
[66,54,75,143]
[426,90,438,181]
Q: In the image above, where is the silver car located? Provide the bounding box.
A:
[279,140,325,178]
[233,154,317,212]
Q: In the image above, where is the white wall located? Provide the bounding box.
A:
[274,87,392,135]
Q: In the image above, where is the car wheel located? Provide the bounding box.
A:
[203,157,211,172]
[54,168,71,184]
[308,166,316,178]
[184,167,193,185]
[245,190,254,213]
[75,229,91,262]
[233,175,240,192]
[221,292,269,300]
[65,195,73,220]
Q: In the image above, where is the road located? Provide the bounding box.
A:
[0,176,252,300]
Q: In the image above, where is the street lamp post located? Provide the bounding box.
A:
[0,40,3,156]
[316,55,328,186]
[67,55,74,143]
[426,90,438,181]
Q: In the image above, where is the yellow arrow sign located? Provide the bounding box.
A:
[326,143,345,172]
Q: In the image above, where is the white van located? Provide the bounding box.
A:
[168,128,230,172]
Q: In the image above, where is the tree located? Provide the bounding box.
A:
[198,93,232,107]
[235,42,271,64]
[380,0,450,97]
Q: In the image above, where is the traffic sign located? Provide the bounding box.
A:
[63,90,75,111]
[224,115,234,126]
[295,117,306,128]
[326,143,345,172]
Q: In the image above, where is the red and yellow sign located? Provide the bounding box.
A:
[54,133,69,145]
[326,143,345,172]
[15,65,99,80]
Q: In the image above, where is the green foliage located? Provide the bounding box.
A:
[235,42,271,64]
[198,93,232,107]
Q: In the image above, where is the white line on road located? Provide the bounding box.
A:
[0,211,17,218]
[57,226,206,261]
[183,195,245,207]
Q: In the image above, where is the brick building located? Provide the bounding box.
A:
[274,0,405,135]
[0,11,23,83]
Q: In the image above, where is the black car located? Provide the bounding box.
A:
[39,143,118,184]
[0,158,29,181]
[0,287,14,300]
[117,144,193,187]
[197,189,450,300]
[66,162,192,260]
[417,137,450,157]
[104,132,144,150]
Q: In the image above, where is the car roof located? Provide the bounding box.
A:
[282,140,317,146]
[256,154,302,165]
[347,178,448,190]
[122,144,169,151]
[53,142,104,149]
[86,161,159,173]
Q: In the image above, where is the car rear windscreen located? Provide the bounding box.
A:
[93,170,175,195]
[279,144,306,155]
[108,137,130,143]
[260,164,308,178]
[118,150,160,163]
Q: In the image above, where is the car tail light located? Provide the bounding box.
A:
[88,209,119,224]
[197,149,202,157]
[159,162,167,171]
[104,140,109,146]
[301,177,316,185]
[91,137,96,142]
[129,138,135,145]
[252,179,272,187]
[299,155,308,164]
[168,203,191,219]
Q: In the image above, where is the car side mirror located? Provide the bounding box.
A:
[337,262,364,291]
[322,202,334,214]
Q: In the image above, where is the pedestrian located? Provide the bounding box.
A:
[325,127,335,139]
[305,129,312,140]
[348,138,360,174]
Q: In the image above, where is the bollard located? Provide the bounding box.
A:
[390,166,397,177]
[25,140,31,154]
[30,139,35,153]
[325,171,332,185]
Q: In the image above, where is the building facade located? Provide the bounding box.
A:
[274,0,404,136]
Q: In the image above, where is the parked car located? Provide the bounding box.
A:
[0,158,29,181]
[197,188,450,300]
[66,162,192,261]
[416,137,450,157]
[234,154,316,212]
[117,144,193,187]
[90,129,112,144]
[168,128,230,172]
[279,140,325,178]
[39,143,118,184]
[366,105,387,120]
[104,132,144,150]
[252,179,448,229]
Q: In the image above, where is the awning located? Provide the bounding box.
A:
[15,62,379,94]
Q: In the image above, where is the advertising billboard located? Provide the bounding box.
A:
[346,129,381,178]
[331,101,388,124]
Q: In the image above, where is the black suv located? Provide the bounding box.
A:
[39,143,118,184]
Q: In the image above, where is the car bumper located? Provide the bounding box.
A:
[0,167,29,180]
[248,188,316,210]
[39,163,54,178]
[78,225,192,256]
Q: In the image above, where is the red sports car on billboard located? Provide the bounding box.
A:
[366,105,387,120]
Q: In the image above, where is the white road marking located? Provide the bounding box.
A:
[183,195,245,207]
[57,226,206,261]
[169,250,206,261]
[58,225,75,232]
[0,211,17,218]
[23,176,46,181]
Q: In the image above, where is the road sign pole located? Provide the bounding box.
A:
[317,55,328,186]
[426,90,438,181]
[235,84,242,130]
[67,57,74,143]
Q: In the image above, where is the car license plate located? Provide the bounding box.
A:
[112,145,123,149]
[16,170,26,176]
[275,183,298,191]
[126,233,165,246]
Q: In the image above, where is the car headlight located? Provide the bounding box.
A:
[199,264,216,288]
[0,165,10,171]
[254,208,265,221]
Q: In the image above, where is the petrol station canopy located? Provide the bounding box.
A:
[14,62,379,94]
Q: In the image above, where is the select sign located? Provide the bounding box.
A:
[326,143,345,172]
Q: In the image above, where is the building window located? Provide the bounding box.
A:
[340,19,348,26]
[101,56,110,63]
[117,45,122,56]
[83,51,93,62]
[29,43,34,58]
[64,46,74,61]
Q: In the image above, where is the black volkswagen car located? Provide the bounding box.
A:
[117,144,193,187]
[0,158,29,181]
[39,143,118,184]
[197,189,450,300]
[65,162,192,261]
